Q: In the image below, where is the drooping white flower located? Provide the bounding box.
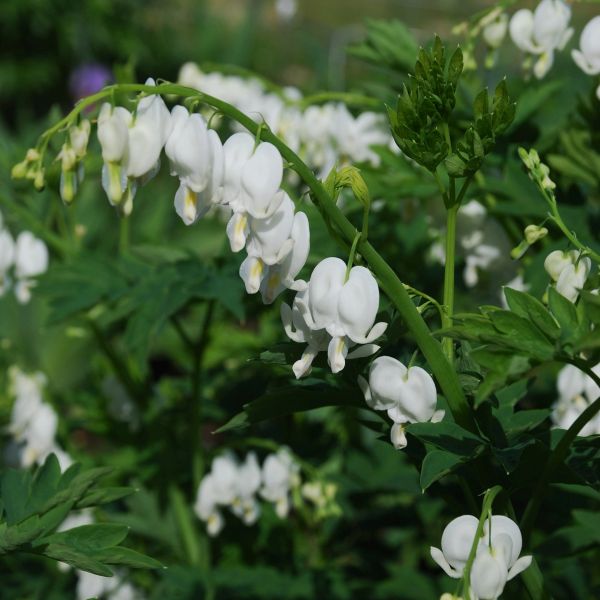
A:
[471,516,532,599]
[257,211,310,304]
[544,250,592,302]
[0,228,16,296]
[194,473,224,537]
[223,132,284,219]
[231,452,262,525]
[125,78,172,180]
[572,16,600,99]
[358,356,443,449]
[165,106,225,225]
[19,402,59,467]
[432,514,532,598]
[76,571,141,600]
[260,448,299,518]
[281,290,330,379]
[552,363,600,436]
[11,231,49,304]
[97,103,132,205]
[483,13,508,49]
[509,0,573,78]
[298,257,387,373]
[431,515,480,578]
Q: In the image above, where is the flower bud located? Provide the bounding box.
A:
[524,224,548,244]
[11,161,28,179]
[33,169,45,191]
[69,120,91,158]
[25,148,41,162]
[483,14,508,49]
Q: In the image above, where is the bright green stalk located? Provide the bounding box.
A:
[442,204,458,364]
[34,82,476,432]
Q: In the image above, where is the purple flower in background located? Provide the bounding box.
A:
[69,64,113,102]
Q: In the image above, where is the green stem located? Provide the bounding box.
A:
[35,82,476,432]
[442,204,459,364]
[191,300,216,491]
[461,485,503,598]
[119,216,130,253]
[520,360,600,540]
[345,232,362,280]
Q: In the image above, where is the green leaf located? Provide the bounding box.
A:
[217,383,365,432]
[76,486,136,509]
[43,543,114,576]
[548,287,579,339]
[1,469,32,525]
[91,546,163,570]
[408,421,484,456]
[420,450,465,491]
[42,524,129,552]
[503,288,560,340]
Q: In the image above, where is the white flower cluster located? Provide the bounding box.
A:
[0,211,49,304]
[194,449,300,536]
[509,0,573,78]
[431,514,532,600]
[552,363,600,435]
[5,367,71,469]
[97,82,310,306]
[359,356,444,450]
[544,250,592,303]
[508,0,600,92]
[281,257,387,378]
[178,63,391,177]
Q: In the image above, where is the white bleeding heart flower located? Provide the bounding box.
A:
[222,132,284,219]
[471,517,532,599]
[552,363,600,436]
[125,78,172,180]
[194,473,225,537]
[69,120,91,159]
[166,106,211,192]
[509,0,573,79]
[282,258,385,375]
[258,211,310,304]
[231,452,262,525]
[245,193,295,265]
[281,290,330,379]
[432,513,532,598]
[544,250,591,302]
[12,231,49,304]
[358,355,443,449]
[483,13,508,49]
[0,228,15,294]
[19,402,59,467]
[572,16,600,98]
[431,515,480,578]
[97,103,132,205]
[260,448,299,518]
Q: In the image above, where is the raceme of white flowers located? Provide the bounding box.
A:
[177,62,391,177]
[431,514,532,600]
[571,16,600,99]
[194,449,300,536]
[509,0,573,79]
[552,363,600,436]
[544,249,592,303]
[0,210,49,304]
[281,257,387,378]
[5,367,72,470]
[358,356,444,450]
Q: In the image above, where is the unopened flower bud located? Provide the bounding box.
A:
[11,161,28,179]
[483,13,508,49]
[58,143,77,172]
[33,169,45,191]
[524,224,548,244]
[25,148,41,162]
[60,170,77,204]
[69,120,91,158]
